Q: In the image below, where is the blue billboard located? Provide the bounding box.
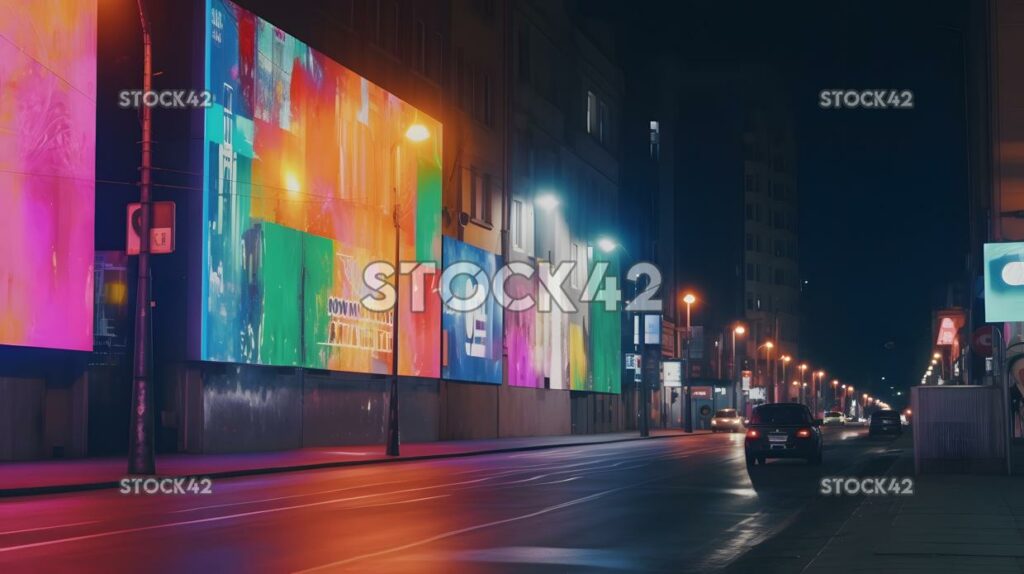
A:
[984,242,1024,323]
[442,237,503,384]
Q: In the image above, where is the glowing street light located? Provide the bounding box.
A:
[596,237,617,253]
[535,193,560,211]
[404,123,431,142]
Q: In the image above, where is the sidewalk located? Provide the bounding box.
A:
[0,429,706,497]
[802,449,1024,574]
[729,433,1024,574]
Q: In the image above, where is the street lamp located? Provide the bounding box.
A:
[732,325,746,410]
[681,292,697,433]
[385,121,432,457]
[596,237,617,253]
[758,341,774,405]
[535,192,560,211]
[780,355,792,403]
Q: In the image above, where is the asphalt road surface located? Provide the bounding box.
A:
[0,426,902,573]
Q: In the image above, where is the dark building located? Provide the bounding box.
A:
[674,66,800,413]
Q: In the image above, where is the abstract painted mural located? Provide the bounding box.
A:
[589,249,622,394]
[442,237,503,384]
[504,257,542,388]
[202,0,442,375]
[0,0,96,351]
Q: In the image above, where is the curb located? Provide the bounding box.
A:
[0,431,711,498]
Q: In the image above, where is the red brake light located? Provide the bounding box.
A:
[796,428,812,438]
[746,429,759,439]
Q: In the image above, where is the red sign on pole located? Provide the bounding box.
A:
[127,202,175,255]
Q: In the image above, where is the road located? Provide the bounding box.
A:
[0,426,901,573]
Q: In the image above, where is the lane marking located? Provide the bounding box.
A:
[0,521,98,537]
[294,484,640,572]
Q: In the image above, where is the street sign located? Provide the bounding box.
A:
[662,360,682,387]
[741,370,752,391]
[972,326,994,358]
[984,242,1024,322]
[127,202,176,255]
[625,353,640,370]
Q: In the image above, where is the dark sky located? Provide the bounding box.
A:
[610,0,971,405]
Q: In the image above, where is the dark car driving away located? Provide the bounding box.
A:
[744,403,823,466]
[869,409,903,437]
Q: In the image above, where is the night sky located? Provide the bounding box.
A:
[610,0,971,405]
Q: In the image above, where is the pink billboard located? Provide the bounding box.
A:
[0,0,97,350]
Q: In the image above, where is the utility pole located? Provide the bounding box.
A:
[386,197,401,455]
[128,0,155,475]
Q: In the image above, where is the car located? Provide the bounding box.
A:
[710,408,744,432]
[823,411,845,425]
[869,409,903,437]
[744,403,823,466]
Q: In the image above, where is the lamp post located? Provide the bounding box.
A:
[758,341,774,406]
[128,0,155,476]
[830,378,838,410]
[798,363,808,401]
[780,355,791,403]
[385,122,431,457]
[732,325,745,410]
[682,293,696,432]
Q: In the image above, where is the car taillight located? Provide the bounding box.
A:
[796,428,812,438]
[746,429,759,439]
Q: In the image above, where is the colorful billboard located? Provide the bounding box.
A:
[0,0,96,351]
[984,242,1024,323]
[202,0,442,375]
[442,237,503,384]
[505,257,543,388]
[589,249,621,394]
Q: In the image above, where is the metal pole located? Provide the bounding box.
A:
[636,283,648,437]
[731,331,737,409]
[386,202,401,455]
[128,0,155,476]
[684,303,692,432]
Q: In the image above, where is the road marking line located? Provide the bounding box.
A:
[0,521,98,536]
[294,484,639,572]
[173,479,407,513]
[0,489,455,554]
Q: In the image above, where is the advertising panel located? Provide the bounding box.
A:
[505,259,542,388]
[984,242,1024,323]
[442,237,503,384]
[203,0,442,375]
[0,0,96,351]
[589,249,621,393]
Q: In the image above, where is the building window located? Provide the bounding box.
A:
[587,91,598,136]
[475,71,493,127]
[775,239,784,257]
[511,199,524,250]
[429,33,443,82]
[745,174,755,193]
[649,120,660,159]
[414,21,427,74]
[745,233,754,250]
[775,268,785,286]
[745,203,754,221]
[470,168,493,225]
[746,293,754,310]
[571,242,582,289]
[518,26,530,82]
[746,262,754,280]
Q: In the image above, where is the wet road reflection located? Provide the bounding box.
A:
[0,427,890,573]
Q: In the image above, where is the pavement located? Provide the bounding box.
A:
[725,431,1024,574]
[0,429,707,497]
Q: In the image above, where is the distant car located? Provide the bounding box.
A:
[711,408,743,433]
[869,409,903,437]
[823,411,845,425]
[744,403,823,466]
